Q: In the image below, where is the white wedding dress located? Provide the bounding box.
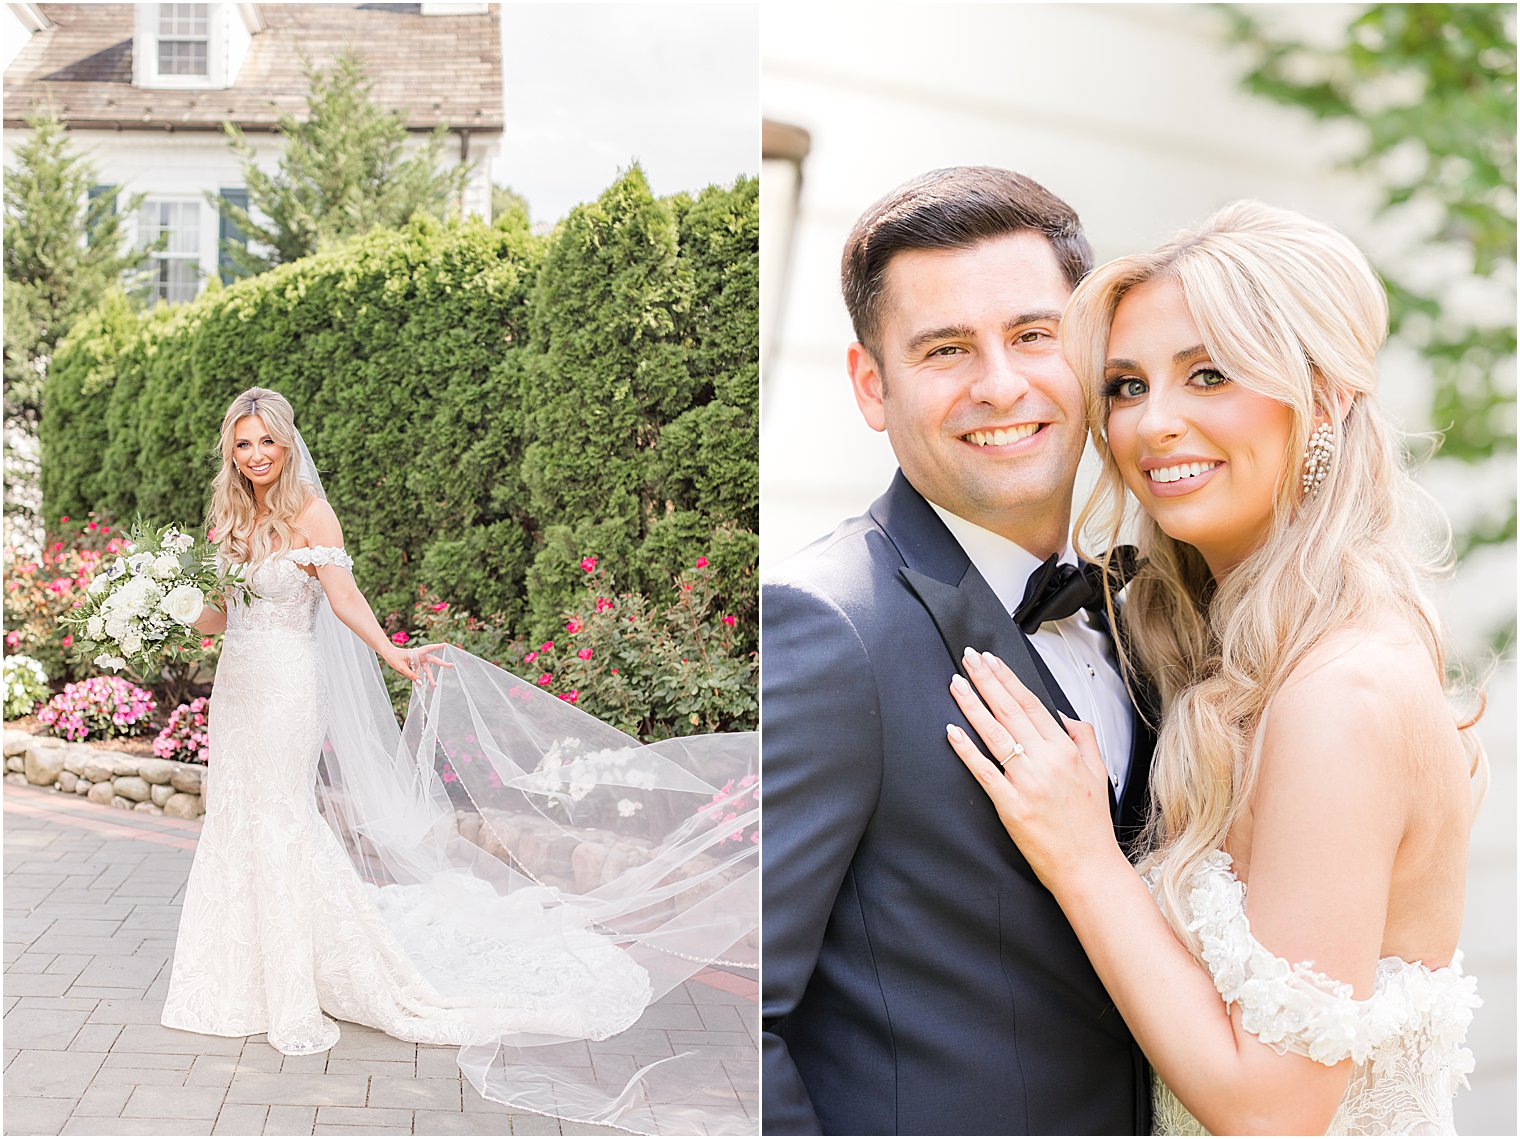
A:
[161,544,758,1133]
[1149,851,1481,1136]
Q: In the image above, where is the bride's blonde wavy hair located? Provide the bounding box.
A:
[1063,201,1484,951]
[208,387,313,566]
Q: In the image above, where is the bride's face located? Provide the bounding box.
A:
[233,415,287,494]
[1102,278,1294,577]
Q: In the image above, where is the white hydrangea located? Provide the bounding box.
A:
[152,553,181,580]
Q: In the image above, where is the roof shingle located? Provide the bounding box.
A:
[3,3,503,132]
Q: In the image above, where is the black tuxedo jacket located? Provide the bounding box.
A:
[761,472,1154,1135]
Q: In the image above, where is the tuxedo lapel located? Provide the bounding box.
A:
[872,471,1068,723]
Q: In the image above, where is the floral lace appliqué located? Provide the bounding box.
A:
[1148,850,1480,1136]
[285,545,354,569]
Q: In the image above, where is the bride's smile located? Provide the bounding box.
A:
[233,415,288,490]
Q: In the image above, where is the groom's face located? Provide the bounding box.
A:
[848,231,1086,551]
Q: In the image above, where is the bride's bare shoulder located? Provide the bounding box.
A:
[1269,619,1459,783]
[293,495,342,546]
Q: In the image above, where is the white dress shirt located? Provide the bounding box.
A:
[929,504,1135,800]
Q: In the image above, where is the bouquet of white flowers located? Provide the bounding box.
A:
[60,519,241,675]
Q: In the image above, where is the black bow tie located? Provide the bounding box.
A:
[1013,547,1140,635]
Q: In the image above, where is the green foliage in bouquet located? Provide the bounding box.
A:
[59,517,234,681]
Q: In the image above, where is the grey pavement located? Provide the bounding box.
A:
[3,782,758,1137]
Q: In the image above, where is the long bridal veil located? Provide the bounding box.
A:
[294,433,758,1134]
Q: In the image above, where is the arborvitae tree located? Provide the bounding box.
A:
[211,52,472,278]
[3,111,150,432]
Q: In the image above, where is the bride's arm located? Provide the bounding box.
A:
[193,607,226,635]
[947,646,1408,1135]
[296,499,444,682]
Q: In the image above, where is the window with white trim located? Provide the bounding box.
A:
[139,201,201,303]
[157,4,209,77]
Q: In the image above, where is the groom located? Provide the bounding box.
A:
[762,167,1154,1135]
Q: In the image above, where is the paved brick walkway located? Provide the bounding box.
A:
[2,782,758,1136]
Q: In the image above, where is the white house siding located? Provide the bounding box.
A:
[760,5,1515,1132]
[0,125,496,300]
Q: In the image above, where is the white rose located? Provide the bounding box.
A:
[153,553,181,579]
[86,616,104,639]
[87,573,111,596]
[94,654,126,672]
[119,630,143,656]
[160,583,205,626]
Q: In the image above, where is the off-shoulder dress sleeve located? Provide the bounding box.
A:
[1175,851,1479,1071]
[286,546,354,569]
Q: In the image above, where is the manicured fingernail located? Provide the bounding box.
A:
[950,674,969,694]
[981,650,998,666]
[963,646,981,665]
[946,723,964,740]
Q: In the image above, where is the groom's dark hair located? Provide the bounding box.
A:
[841,166,1092,360]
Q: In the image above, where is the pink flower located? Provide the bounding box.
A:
[695,556,708,568]
[202,637,214,648]
[539,640,553,652]
[523,650,539,663]
[610,668,618,675]
[594,597,613,612]
[577,648,593,661]
[4,632,17,649]
[431,602,448,612]
[565,617,584,634]
[60,515,70,523]
[579,556,598,573]
[721,615,737,627]
[536,673,552,686]
[558,690,579,703]
[62,635,72,647]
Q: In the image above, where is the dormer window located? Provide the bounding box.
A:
[134,3,256,90]
[157,5,210,77]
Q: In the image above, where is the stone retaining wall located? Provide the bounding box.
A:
[2,729,205,818]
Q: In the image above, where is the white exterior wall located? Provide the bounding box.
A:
[761,5,1514,1133]
[1,127,497,298]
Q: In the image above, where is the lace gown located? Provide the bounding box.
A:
[159,547,650,1055]
[1149,851,1481,1136]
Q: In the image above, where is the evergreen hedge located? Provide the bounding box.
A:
[41,169,758,647]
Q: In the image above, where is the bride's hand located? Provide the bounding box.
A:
[946,647,1118,891]
[383,642,455,684]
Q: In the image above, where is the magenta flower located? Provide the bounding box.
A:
[577,648,593,661]
[391,631,410,645]
[536,673,552,686]
[695,556,708,568]
[721,615,737,627]
[523,650,539,663]
[579,556,598,573]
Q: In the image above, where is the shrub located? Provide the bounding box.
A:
[37,676,156,742]
[153,697,210,764]
[3,655,49,719]
[382,553,755,741]
[43,169,758,653]
[3,512,125,681]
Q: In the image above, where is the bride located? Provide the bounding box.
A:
[160,387,758,1135]
[943,204,1484,1135]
